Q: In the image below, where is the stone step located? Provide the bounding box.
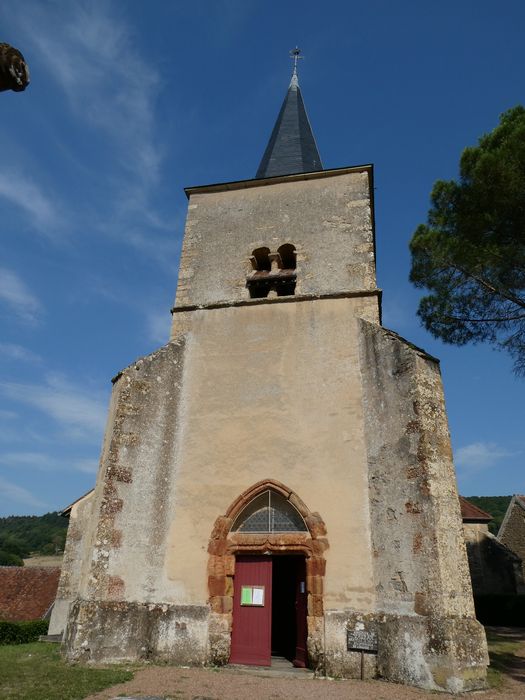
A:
[39,634,63,643]
[228,655,314,679]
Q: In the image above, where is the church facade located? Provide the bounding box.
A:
[50,63,488,691]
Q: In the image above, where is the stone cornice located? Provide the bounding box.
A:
[171,288,382,314]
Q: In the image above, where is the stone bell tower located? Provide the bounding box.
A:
[54,51,488,692]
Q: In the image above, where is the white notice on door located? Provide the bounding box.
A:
[252,587,264,606]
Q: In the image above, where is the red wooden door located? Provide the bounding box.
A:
[293,557,307,667]
[230,556,272,666]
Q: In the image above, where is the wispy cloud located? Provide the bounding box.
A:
[73,458,99,474]
[0,374,107,441]
[0,342,42,364]
[28,2,163,188]
[0,267,42,324]
[0,171,60,234]
[5,1,181,267]
[0,451,99,474]
[123,230,181,275]
[147,309,171,345]
[0,452,57,470]
[0,475,48,509]
[455,441,518,471]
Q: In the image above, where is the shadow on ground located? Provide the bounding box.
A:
[486,625,525,685]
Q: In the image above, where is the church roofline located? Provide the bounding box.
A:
[184,163,374,198]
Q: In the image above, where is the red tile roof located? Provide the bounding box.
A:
[459,496,492,522]
[0,567,60,622]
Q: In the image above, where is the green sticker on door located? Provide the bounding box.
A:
[240,585,265,606]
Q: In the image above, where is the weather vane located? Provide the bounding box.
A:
[289,46,303,76]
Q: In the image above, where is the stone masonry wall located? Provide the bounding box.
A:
[464,522,525,595]
[65,600,208,664]
[80,342,187,605]
[65,340,211,663]
[62,165,489,688]
[358,319,488,692]
[499,498,525,580]
[48,493,93,635]
[176,169,376,308]
[65,296,379,665]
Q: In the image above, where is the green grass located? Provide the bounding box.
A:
[0,642,134,700]
[486,629,523,689]
[487,664,504,689]
[2,631,523,697]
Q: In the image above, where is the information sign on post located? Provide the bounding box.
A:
[346,629,378,653]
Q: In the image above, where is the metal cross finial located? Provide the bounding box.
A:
[289,46,303,76]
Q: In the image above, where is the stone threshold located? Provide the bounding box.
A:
[227,655,314,679]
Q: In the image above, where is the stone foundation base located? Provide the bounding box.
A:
[64,600,209,664]
[65,601,488,692]
[324,610,488,692]
[47,597,71,637]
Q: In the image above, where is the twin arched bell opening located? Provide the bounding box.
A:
[247,244,297,299]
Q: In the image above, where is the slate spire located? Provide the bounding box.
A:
[255,48,322,179]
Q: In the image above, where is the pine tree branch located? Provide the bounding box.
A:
[450,263,525,309]
[443,314,525,323]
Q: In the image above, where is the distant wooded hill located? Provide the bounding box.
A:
[0,512,68,566]
[464,495,512,534]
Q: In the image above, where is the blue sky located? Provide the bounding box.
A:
[0,1,523,516]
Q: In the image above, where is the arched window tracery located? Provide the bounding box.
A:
[231,489,307,533]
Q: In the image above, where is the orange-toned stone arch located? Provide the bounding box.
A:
[206,479,328,666]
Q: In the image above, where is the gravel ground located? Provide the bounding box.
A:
[83,627,525,700]
[82,665,525,700]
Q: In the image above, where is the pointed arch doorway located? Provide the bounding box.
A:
[231,553,307,667]
[207,480,328,669]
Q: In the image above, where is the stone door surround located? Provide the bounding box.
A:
[207,479,328,665]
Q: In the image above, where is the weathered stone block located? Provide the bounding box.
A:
[207,555,224,577]
[65,599,209,665]
[223,554,235,576]
[107,576,125,599]
[306,556,326,577]
[306,574,323,596]
[307,594,323,617]
[305,513,327,537]
[110,529,122,548]
[324,611,379,680]
[208,575,226,597]
[207,538,228,556]
[224,575,234,597]
[289,492,309,517]
[209,596,232,614]
[311,538,329,555]
[210,516,232,541]
[376,613,488,692]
